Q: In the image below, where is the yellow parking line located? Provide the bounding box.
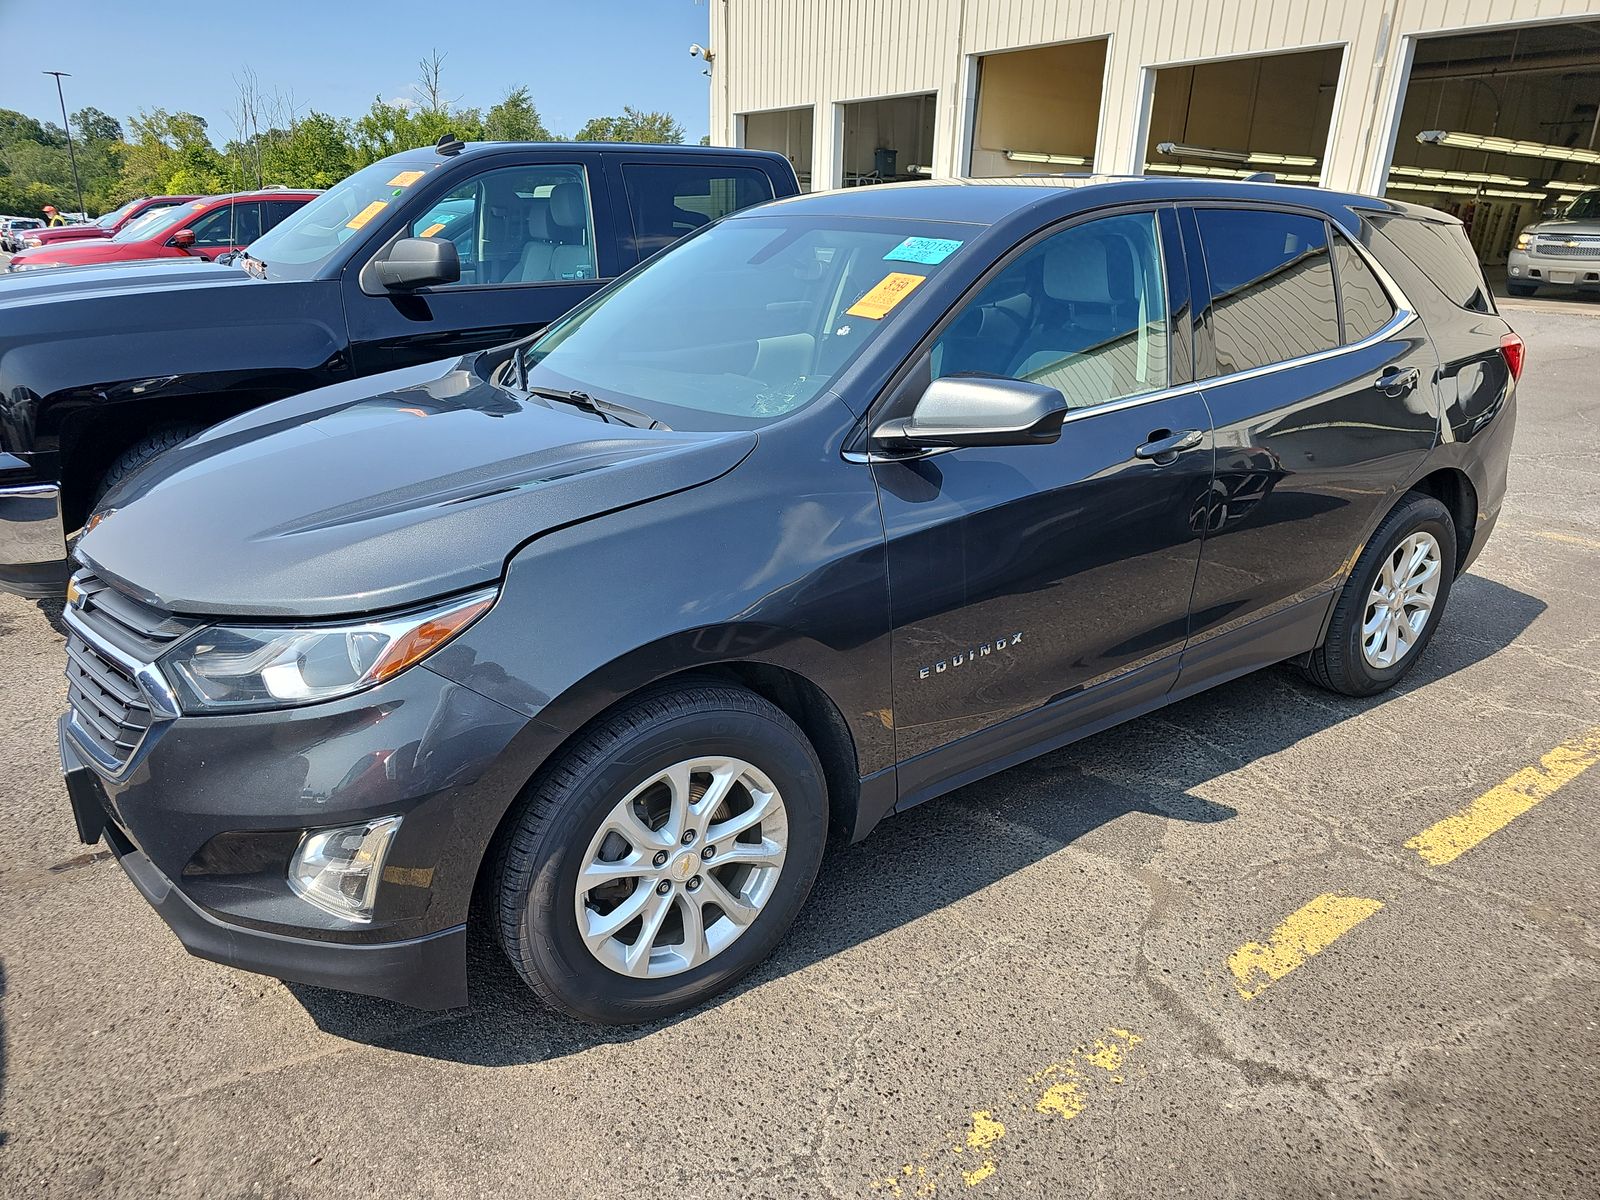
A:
[1227,893,1385,1000]
[1537,530,1600,551]
[1406,726,1600,866]
[868,1028,1144,1195]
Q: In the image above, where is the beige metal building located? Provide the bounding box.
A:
[708,0,1600,264]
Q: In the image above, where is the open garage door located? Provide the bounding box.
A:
[1143,47,1342,186]
[968,39,1107,176]
[1385,20,1600,271]
[741,107,815,191]
[839,93,936,186]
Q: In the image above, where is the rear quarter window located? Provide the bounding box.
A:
[1370,215,1492,314]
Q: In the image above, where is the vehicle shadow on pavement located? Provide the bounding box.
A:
[286,573,1545,1063]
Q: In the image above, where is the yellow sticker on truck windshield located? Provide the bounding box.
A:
[419,222,448,238]
[387,170,426,188]
[346,200,389,230]
[846,272,926,319]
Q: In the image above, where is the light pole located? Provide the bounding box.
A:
[43,70,86,218]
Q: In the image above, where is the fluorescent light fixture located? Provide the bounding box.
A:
[1247,152,1319,167]
[1157,140,1248,164]
[1004,150,1089,165]
[1389,164,1530,187]
[1416,129,1600,166]
[1384,180,1542,201]
[1157,141,1318,167]
[1144,162,1321,184]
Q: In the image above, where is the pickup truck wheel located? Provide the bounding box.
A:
[91,424,205,510]
[1305,492,1456,697]
[493,683,827,1024]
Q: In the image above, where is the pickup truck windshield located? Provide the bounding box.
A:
[523,215,974,430]
[246,159,446,281]
[95,199,140,229]
[1564,190,1600,220]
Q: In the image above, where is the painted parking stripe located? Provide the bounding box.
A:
[1405,726,1600,867]
[1227,893,1385,1000]
[1536,530,1600,551]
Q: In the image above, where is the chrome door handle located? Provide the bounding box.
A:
[1375,366,1420,395]
[1135,428,1204,464]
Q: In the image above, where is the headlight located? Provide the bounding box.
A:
[161,588,496,713]
[22,235,42,247]
[7,260,48,271]
[1514,228,1533,250]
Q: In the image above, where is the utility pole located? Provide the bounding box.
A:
[43,70,86,218]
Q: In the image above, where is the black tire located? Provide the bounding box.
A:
[1506,282,1538,297]
[92,424,205,510]
[1306,492,1456,697]
[493,683,828,1024]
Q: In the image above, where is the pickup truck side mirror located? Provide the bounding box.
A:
[374,236,461,291]
[170,229,196,250]
[871,375,1069,450]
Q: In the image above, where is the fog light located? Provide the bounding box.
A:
[1510,266,1522,276]
[288,816,401,921]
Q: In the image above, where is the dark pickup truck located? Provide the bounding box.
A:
[0,141,798,597]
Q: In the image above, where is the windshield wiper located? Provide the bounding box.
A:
[527,386,668,431]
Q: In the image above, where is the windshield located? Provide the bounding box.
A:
[1564,190,1600,221]
[245,157,446,280]
[113,199,209,243]
[523,215,975,429]
[96,199,140,229]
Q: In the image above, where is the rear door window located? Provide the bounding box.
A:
[261,200,305,235]
[621,164,775,259]
[1196,209,1340,375]
[1331,235,1396,343]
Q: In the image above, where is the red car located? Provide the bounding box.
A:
[17,195,200,250]
[6,191,320,272]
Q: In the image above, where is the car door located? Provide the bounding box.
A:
[341,152,620,374]
[871,207,1216,793]
[1178,205,1439,684]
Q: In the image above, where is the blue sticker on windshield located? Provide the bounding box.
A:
[884,236,963,265]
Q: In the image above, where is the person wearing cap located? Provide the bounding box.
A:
[43,205,68,227]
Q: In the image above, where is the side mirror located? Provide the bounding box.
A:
[374,236,461,291]
[872,375,1069,450]
[170,229,196,250]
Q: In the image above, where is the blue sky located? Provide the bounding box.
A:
[0,0,713,141]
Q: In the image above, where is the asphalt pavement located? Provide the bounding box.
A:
[0,301,1596,1200]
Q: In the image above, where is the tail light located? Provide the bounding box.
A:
[1499,332,1526,382]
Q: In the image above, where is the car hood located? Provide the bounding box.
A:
[0,256,242,303]
[1528,218,1600,236]
[77,356,757,618]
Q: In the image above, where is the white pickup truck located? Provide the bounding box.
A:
[1507,190,1600,297]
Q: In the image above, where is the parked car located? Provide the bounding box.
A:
[1,216,45,252]
[0,143,799,596]
[1507,188,1600,297]
[4,190,318,272]
[58,177,1520,1021]
[16,195,199,249]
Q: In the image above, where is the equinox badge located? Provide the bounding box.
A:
[919,633,1024,680]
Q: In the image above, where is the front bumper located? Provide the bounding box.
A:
[59,661,539,1010]
[1507,249,1600,291]
[0,459,68,597]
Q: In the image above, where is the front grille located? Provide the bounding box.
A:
[64,570,199,773]
[1532,234,1600,259]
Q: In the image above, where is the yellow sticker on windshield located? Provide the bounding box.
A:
[388,170,426,188]
[419,222,448,238]
[846,272,926,320]
[346,200,389,230]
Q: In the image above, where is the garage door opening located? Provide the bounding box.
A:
[968,39,1107,176]
[1143,47,1343,185]
[839,93,936,186]
[1386,19,1600,268]
[741,106,815,191]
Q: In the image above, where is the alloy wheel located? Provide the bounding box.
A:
[574,757,789,979]
[1361,531,1442,669]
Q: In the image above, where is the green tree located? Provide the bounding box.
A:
[118,110,225,200]
[72,107,123,145]
[260,112,354,188]
[484,87,556,142]
[574,106,687,144]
